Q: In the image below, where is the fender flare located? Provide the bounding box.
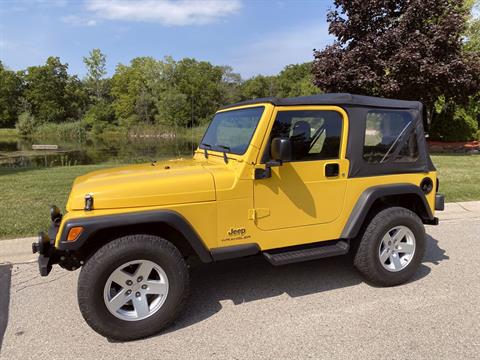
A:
[57,210,212,263]
[340,183,433,239]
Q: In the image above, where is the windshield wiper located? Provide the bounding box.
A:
[216,144,231,151]
[201,142,211,159]
[216,144,231,164]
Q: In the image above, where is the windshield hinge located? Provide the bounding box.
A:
[84,194,94,211]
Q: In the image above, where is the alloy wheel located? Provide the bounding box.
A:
[103,259,169,321]
[378,225,416,272]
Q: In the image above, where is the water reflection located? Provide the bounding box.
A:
[0,136,197,168]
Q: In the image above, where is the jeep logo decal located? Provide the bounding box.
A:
[228,228,246,236]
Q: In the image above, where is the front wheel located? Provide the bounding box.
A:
[77,234,189,341]
[354,207,426,286]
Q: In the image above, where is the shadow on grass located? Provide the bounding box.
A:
[109,234,447,343]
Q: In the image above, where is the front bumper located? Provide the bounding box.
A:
[33,207,86,276]
[32,205,62,276]
[32,206,62,276]
[32,224,59,277]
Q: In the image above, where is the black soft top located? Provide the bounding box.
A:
[221,93,423,112]
[221,92,434,177]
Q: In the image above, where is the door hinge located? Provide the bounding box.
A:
[248,208,270,220]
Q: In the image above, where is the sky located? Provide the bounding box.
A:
[0,0,335,79]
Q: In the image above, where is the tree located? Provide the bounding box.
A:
[22,57,86,124]
[239,63,319,100]
[219,65,243,104]
[82,100,116,134]
[440,0,480,139]
[465,1,480,51]
[83,48,107,101]
[156,89,188,128]
[173,58,225,126]
[312,0,480,115]
[276,63,319,98]
[110,57,162,125]
[0,62,23,127]
[430,98,478,140]
[241,75,278,99]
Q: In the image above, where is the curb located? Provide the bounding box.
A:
[1,201,479,265]
[438,201,480,221]
[0,237,37,265]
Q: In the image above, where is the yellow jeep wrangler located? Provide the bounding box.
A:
[33,93,445,341]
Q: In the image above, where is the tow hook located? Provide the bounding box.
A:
[32,232,50,255]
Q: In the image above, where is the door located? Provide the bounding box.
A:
[253,107,348,231]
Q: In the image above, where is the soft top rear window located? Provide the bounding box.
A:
[363,110,419,163]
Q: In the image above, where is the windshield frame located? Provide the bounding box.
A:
[199,105,265,156]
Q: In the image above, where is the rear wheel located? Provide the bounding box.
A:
[78,234,189,341]
[354,207,426,286]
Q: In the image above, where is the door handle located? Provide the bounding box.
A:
[325,163,339,177]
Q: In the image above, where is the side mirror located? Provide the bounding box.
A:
[271,137,291,162]
[255,137,291,180]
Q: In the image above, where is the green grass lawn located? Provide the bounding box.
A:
[0,154,478,240]
[0,165,109,239]
[431,154,480,202]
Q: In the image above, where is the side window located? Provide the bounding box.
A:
[267,110,343,162]
[363,110,418,163]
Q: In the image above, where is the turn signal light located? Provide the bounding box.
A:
[67,226,83,242]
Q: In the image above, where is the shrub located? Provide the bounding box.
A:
[16,111,37,137]
[81,101,116,131]
[430,104,478,142]
[118,114,141,129]
[33,121,87,142]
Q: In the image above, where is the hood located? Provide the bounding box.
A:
[67,159,216,211]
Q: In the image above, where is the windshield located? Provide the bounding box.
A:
[200,106,264,155]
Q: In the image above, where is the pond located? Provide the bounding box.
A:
[0,136,198,168]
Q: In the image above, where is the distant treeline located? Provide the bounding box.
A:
[1,0,479,143]
[0,52,318,138]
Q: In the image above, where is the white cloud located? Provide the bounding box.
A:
[61,14,97,27]
[230,23,333,78]
[85,0,242,26]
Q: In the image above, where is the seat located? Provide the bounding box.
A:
[290,121,311,160]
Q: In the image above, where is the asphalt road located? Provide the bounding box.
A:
[1,209,479,359]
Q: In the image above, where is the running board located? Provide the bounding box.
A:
[263,240,349,266]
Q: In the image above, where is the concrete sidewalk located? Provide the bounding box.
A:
[0,237,37,265]
[1,200,479,266]
[440,200,480,220]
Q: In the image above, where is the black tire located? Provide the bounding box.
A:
[353,207,426,287]
[77,234,189,341]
